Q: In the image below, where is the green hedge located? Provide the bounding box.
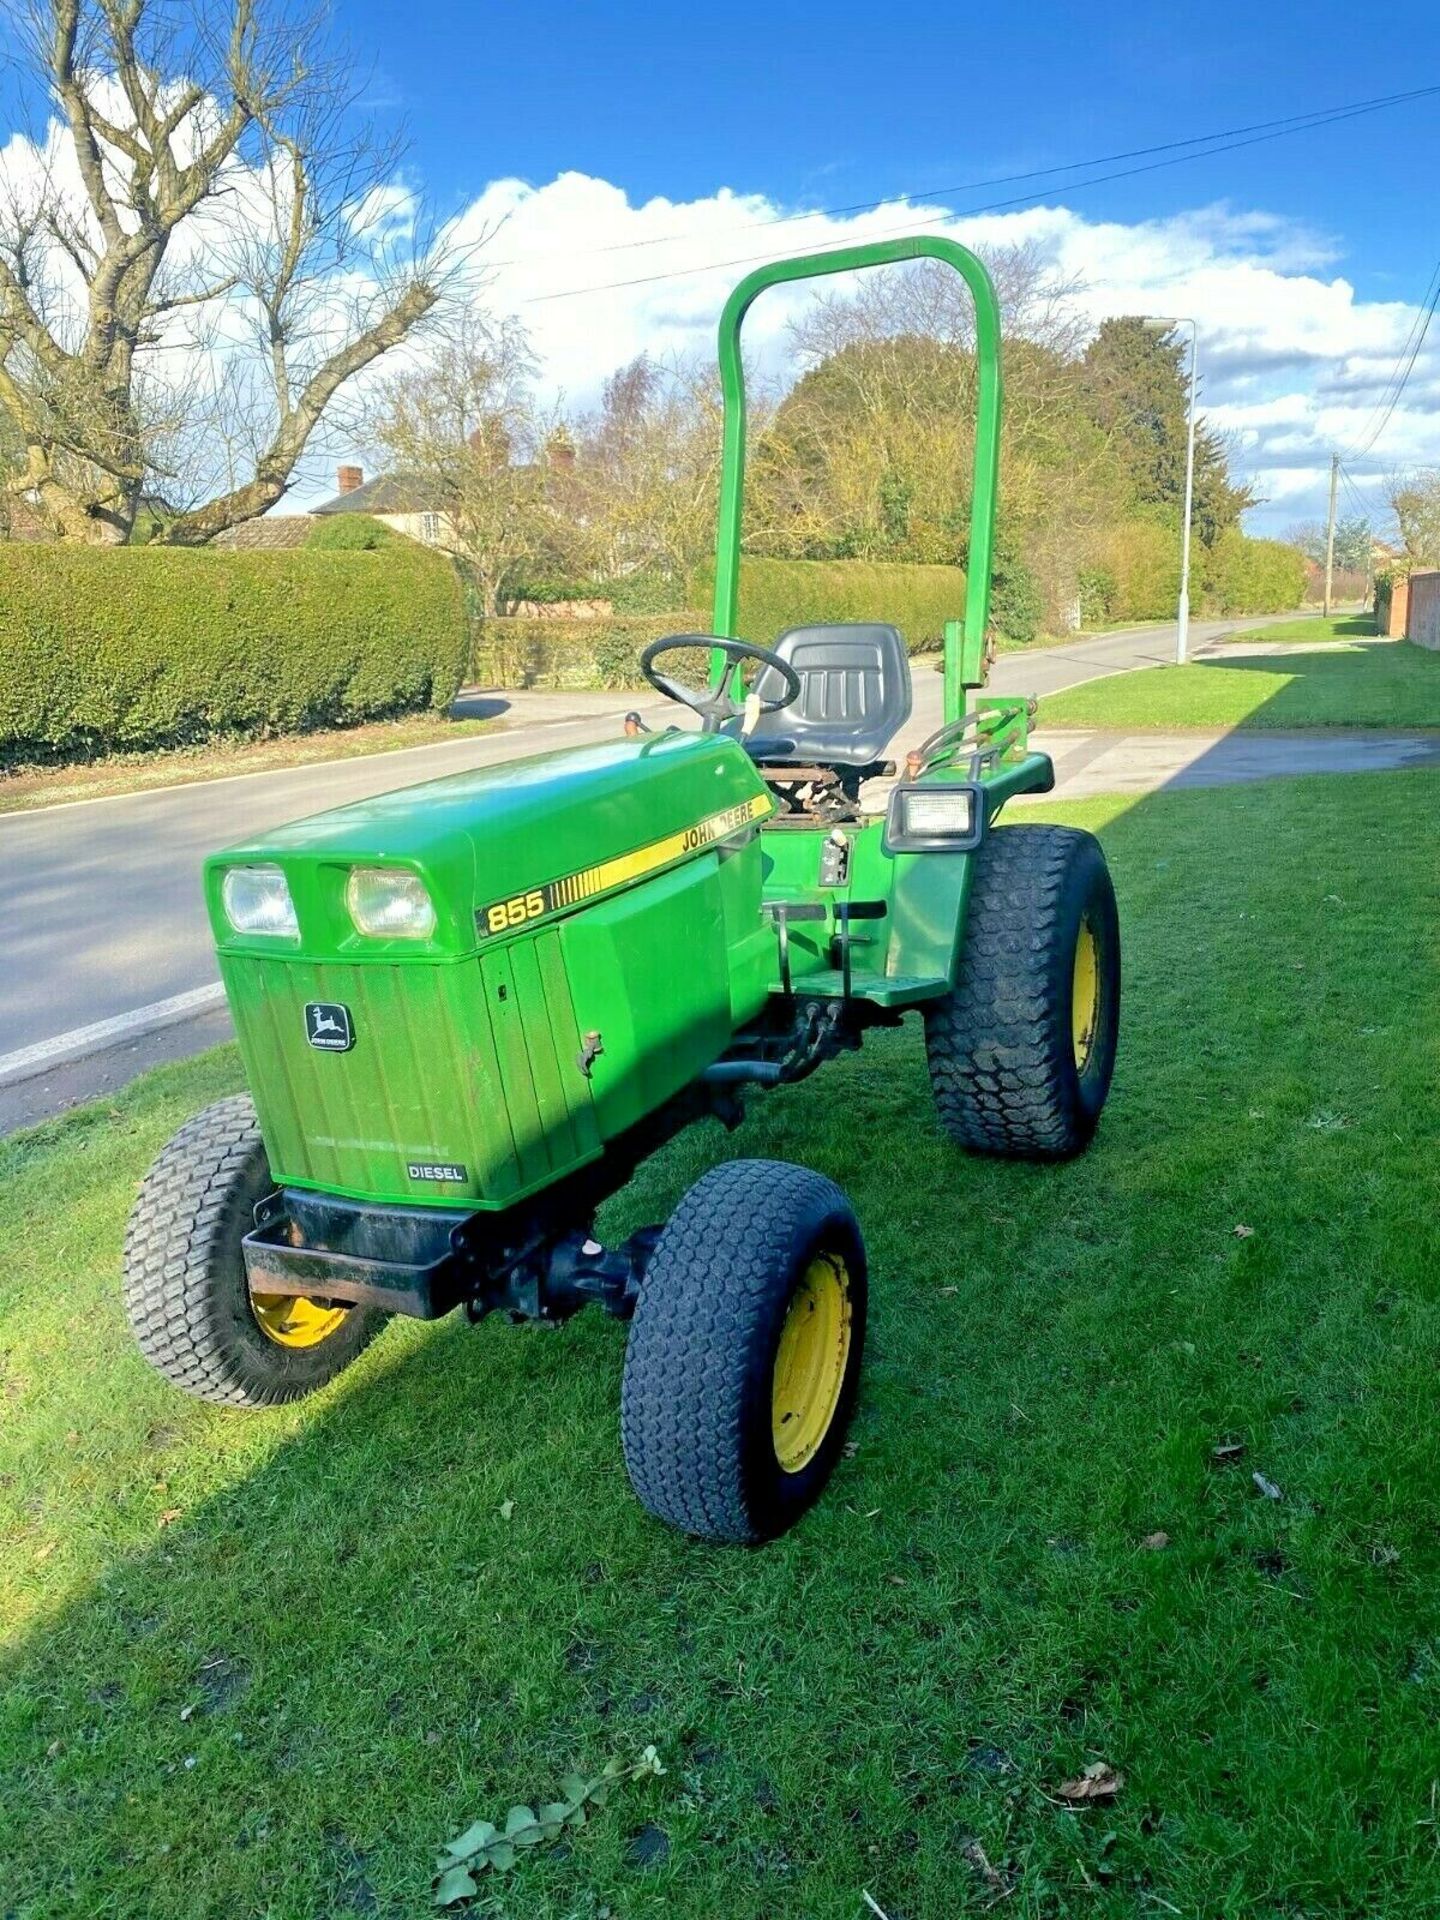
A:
[472,613,701,691]
[0,547,468,767]
[693,557,965,653]
[1199,531,1307,616]
[304,513,404,551]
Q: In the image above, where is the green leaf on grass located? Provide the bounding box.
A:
[440,1820,497,1861]
[433,1749,661,1904]
[433,1864,478,1907]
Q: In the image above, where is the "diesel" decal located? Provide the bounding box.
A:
[407,1161,468,1184]
[475,793,772,939]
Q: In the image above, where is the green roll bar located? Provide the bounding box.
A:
[711,235,1003,727]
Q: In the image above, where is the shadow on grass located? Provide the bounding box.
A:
[5,772,1440,1918]
[1194,641,1440,729]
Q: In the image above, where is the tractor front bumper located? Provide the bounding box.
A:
[242,1188,472,1320]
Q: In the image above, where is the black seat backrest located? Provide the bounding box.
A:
[743,623,912,769]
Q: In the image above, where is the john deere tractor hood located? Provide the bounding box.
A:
[204,729,771,962]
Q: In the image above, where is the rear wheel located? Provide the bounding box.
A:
[122,1094,387,1407]
[924,824,1120,1159]
[620,1160,866,1544]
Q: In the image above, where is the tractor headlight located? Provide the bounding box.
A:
[884,784,984,853]
[345,867,436,940]
[222,864,299,938]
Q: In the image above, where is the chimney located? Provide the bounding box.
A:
[336,464,364,495]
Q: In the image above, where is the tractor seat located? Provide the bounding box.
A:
[731,623,913,770]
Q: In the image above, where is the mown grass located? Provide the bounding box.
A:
[4,770,1440,1919]
[1041,641,1440,732]
[1217,615,1374,645]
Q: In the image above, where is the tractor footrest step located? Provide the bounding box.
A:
[789,969,948,1008]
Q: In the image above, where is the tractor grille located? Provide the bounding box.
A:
[220,928,600,1208]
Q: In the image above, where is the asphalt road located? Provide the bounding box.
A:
[0,610,1318,1117]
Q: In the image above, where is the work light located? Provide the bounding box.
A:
[883,783,984,853]
[346,867,437,940]
[221,864,299,937]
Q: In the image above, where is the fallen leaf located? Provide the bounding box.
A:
[1252,1472,1283,1501]
[499,1500,515,1522]
[1212,1440,1247,1464]
[1140,1531,1170,1551]
[1055,1761,1124,1803]
[842,1441,859,1459]
[34,1542,56,1564]
[157,1508,183,1528]
[1233,1223,1255,1240]
[179,1704,195,1722]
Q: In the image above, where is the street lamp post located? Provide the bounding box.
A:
[1143,317,1198,665]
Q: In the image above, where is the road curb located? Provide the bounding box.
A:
[0,984,227,1089]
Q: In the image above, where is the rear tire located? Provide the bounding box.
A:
[122,1094,387,1407]
[621,1160,867,1544]
[924,824,1120,1159]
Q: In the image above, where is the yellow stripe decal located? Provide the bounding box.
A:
[475,792,773,940]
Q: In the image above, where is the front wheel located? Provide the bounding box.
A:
[620,1160,867,1544]
[122,1094,387,1407]
[925,824,1121,1159]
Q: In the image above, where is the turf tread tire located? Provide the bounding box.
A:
[924,824,1120,1160]
[122,1093,385,1407]
[620,1159,866,1545]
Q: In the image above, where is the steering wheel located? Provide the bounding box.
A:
[639,634,801,734]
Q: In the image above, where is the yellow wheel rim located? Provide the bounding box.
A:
[771,1252,852,1475]
[1072,915,1101,1073]
[250,1290,350,1349]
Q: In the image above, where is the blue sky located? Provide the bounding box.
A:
[317,0,1439,532]
[352,0,1436,300]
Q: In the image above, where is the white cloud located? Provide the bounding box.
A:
[384,171,1433,536]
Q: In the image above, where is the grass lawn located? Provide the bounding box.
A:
[1216,614,1374,645]
[0,710,501,816]
[1040,640,1440,732]
[4,770,1440,1918]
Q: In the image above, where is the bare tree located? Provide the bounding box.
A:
[0,0,441,544]
[574,353,726,586]
[1387,468,1440,568]
[370,310,577,617]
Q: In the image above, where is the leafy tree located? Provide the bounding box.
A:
[1333,516,1373,573]
[1080,319,1252,545]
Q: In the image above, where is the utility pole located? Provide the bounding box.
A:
[1323,452,1339,618]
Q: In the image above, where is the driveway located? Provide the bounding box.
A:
[0,610,1329,1126]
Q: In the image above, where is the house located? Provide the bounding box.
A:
[311,464,453,548]
[211,515,316,551]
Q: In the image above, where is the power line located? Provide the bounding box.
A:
[1340,256,1440,461]
[484,83,1440,275]
[513,86,1440,308]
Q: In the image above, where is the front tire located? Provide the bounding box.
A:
[621,1160,867,1544]
[924,824,1120,1159]
[122,1094,386,1407]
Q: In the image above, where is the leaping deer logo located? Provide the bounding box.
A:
[304,1003,353,1050]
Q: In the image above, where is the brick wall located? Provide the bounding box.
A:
[1407,570,1440,650]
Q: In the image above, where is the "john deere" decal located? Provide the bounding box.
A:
[475,793,772,939]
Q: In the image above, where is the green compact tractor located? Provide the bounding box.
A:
[124,237,1120,1544]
